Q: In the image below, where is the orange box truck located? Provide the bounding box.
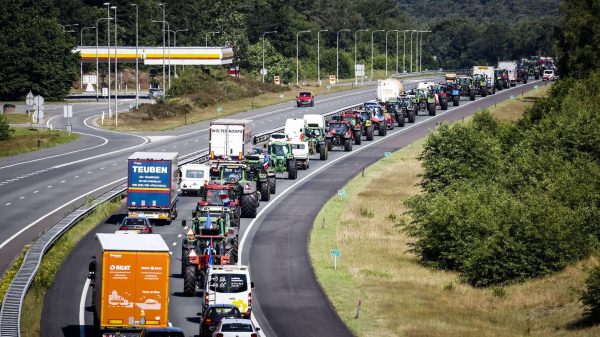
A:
[90,233,170,337]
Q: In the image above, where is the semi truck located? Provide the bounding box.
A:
[377,78,404,103]
[89,233,170,337]
[497,61,518,87]
[209,119,253,161]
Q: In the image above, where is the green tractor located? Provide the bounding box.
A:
[415,89,437,116]
[211,162,260,218]
[397,95,417,124]
[244,149,277,201]
[304,123,328,160]
[268,141,298,180]
[458,76,476,101]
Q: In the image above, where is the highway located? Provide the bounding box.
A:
[0,82,441,276]
[39,78,542,337]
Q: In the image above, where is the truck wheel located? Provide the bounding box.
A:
[427,103,436,116]
[344,139,352,152]
[184,265,197,296]
[268,177,276,194]
[397,111,405,127]
[241,194,258,218]
[319,144,328,160]
[378,123,385,136]
[354,130,362,145]
[287,159,298,180]
[469,90,476,101]
[259,182,270,201]
[366,126,374,141]
[452,96,459,106]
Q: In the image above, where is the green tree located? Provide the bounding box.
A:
[245,39,293,83]
[581,265,600,317]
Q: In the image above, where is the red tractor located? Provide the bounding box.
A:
[338,112,369,144]
[325,120,354,152]
[196,183,241,226]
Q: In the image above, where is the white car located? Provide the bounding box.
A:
[542,69,555,81]
[269,132,289,143]
[211,318,260,337]
[179,164,210,195]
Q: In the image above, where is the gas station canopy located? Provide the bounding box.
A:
[75,46,234,65]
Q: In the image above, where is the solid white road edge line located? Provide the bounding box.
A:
[79,278,91,337]
[0,177,126,251]
[237,80,539,337]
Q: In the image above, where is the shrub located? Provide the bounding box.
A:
[581,265,600,316]
[0,114,11,140]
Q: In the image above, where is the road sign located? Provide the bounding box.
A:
[337,189,347,197]
[64,105,73,118]
[274,75,280,85]
[279,93,284,101]
[330,249,341,257]
[82,75,97,85]
[260,68,268,76]
[33,95,44,106]
[102,87,108,97]
[25,91,34,106]
[217,107,223,114]
[329,75,336,85]
[384,151,392,157]
[355,64,365,77]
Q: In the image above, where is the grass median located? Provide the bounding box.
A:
[308,83,600,337]
[0,128,79,157]
[0,199,122,337]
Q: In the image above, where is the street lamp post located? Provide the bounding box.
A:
[420,31,431,72]
[410,30,416,73]
[153,20,171,91]
[385,30,398,77]
[317,29,328,86]
[296,30,311,86]
[402,30,410,73]
[371,30,384,80]
[262,31,277,83]
[104,2,111,117]
[80,26,96,90]
[131,3,139,109]
[205,31,220,46]
[159,3,166,93]
[336,29,350,84]
[111,5,118,127]
[95,17,112,102]
[354,29,368,85]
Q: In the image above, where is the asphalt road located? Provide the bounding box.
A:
[2,81,446,276]
[40,79,544,337]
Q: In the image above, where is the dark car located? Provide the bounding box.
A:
[141,327,185,337]
[118,216,153,233]
[200,304,243,337]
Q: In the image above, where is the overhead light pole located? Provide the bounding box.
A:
[385,29,398,77]
[336,29,350,84]
[296,30,311,86]
[410,30,417,73]
[131,3,139,109]
[80,26,96,90]
[401,30,410,73]
[96,17,112,102]
[354,29,368,85]
[262,31,277,83]
[104,2,111,117]
[111,5,118,127]
[317,29,328,86]
[205,31,220,46]
[158,3,166,93]
[420,31,431,72]
[371,29,384,80]
[153,20,171,91]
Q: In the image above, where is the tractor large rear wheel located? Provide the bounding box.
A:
[440,99,448,110]
[408,108,416,123]
[319,144,328,160]
[288,159,298,180]
[469,90,476,101]
[452,96,460,106]
[182,246,190,271]
[183,265,197,297]
[354,130,362,145]
[366,126,374,140]
[259,181,270,201]
[344,139,352,152]
[397,111,405,127]
[241,194,258,218]
[268,177,276,194]
[378,122,386,136]
[427,103,436,116]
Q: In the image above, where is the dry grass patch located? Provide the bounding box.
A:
[310,84,600,337]
[4,114,31,124]
[0,128,79,157]
[487,83,551,122]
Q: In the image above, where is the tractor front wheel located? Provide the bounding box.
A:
[397,111,405,127]
[183,265,197,297]
[344,138,352,152]
[440,99,448,110]
[366,126,374,140]
[354,130,362,145]
[378,123,386,136]
[469,90,476,101]
[288,159,298,180]
[319,144,328,160]
[408,108,416,123]
[268,177,276,194]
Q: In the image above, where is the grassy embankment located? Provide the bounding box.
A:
[0,199,122,337]
[1,114,79,157]
[309,84,600,337]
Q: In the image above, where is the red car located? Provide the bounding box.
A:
[296,91,314,107]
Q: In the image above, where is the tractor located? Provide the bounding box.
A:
[494,69,505,91]
[181,216,239,296]
[304,123,328,160]
[325,120,354,151]
[268,141,298,180]
[472,74,488,97]
[244,149,276,200]
[397,94,417,124]
[195,184,242,227]
[415,88,437,116]
[363,101,388,136]
[356,110,376,140]
[338,112,365,144]
[382,99,404,127]
[516,66,529,84]
[444,74,461,106]
[458,76,476,101]
[210,162,260,218]
[432,84,449,110]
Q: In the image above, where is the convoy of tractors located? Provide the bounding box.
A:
[87,57,550,337]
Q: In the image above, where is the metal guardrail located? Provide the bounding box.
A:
[0,72,444,335]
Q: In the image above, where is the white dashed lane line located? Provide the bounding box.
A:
[172,242,177,246]
[47,185,52,188]
[87,171,92,174]
[33,191,39,194]
[74,176,79,178]
[19,196,25,199]
[5,203,11,206]
[61,180,66,183]
[100,167,105,170]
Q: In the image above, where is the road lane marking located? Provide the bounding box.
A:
[47,185,52,188]
[5,203,11,206]
[19,196,25,200]
[33,191,39,194]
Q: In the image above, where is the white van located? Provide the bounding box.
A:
[179,164,210,195]
[203,265,254,318]
[284,118,306,142]
[291,141,309,169]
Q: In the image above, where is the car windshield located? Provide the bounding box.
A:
[221,323,254,332]
[291,143,305,150]
[342,116,356,125]
[299,92,311,97]
[222,167,242,181]
[122,218,147,227]
[185,170,205,179]
[208,306,242,318]
[208,273,248,293]
[329,123,347,134]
